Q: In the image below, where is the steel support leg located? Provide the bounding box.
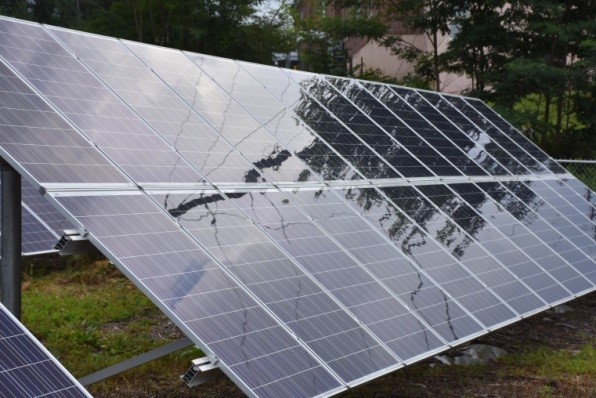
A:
[1,160,21,319]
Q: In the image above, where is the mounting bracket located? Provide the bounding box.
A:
[54,229,99,256]
[181,355,223,387]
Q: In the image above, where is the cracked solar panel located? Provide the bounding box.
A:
[186,55,363,183]
[239,64,400,180]
[123,41,323,185]
[464,98,566,174]
[416,91,531,176]
[51,192,344,397]
[48,28,265,186]
[441,96,551,174]
[150,190,402,383]
[0,15,593,398]
[0,18,202,184]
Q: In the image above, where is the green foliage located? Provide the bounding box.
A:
[485,0,596,158]
[447,0,511,96]
[294,1,386,75]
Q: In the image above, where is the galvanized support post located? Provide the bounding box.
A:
[1,159,21,319]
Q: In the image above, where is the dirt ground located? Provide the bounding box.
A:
[88,291,594,398]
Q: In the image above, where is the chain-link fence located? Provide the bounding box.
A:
[555,160,596,190]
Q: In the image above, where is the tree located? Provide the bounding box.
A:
[0,0,30,20]
[446,0,511,96]
[294,0,386,75]
[320,1,456,90]
[378,0,456,91]
[487,0,596,157]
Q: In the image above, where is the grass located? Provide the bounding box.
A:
[21,256,202,396]
[19,255,595,397]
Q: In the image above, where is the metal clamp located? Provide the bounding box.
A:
[181,355,222,388]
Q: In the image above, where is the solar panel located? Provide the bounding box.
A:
[0,16,593,398]
[561,177,596,208]
[441,96,551,174]
[0,302,91,397]
[187,54,363,183]
[478,182,596,284]
[19,180,70,254]
[416,91,531,176]
[47,28,268,187]
[120,41,323,186]
[463,99,566,174]
[0,18,202,185]
[197,189,446,362]
[50,191,346,397]
[238,62,401,180]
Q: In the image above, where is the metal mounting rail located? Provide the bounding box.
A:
[78,337,194,386]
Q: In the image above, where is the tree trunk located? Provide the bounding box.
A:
[131,0,143,42]
[543,93,551,146]
[432,29,440,91]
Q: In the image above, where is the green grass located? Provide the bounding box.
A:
[500,344,595,379]
[21,256,201,394]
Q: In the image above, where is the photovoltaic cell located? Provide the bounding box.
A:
[0,303,91,398]
[288,188,484,346]
[417,183,573,302]
[239,65,398,180]
[326,77,454,177]
[52,192,343,397]
[48,28,263,186]
[381,185,545,316]
[188,55,362,182]
[220,190,444,363]
[442,96,549,174]
[334,186,517,328]
[18,206,57,254]
[151,190,400,383]
[122,42,317,185]
[362,84,487,176]
[540,179,596,227]
[392,89,509,176]
[0,18,202,184]
[449,182,593,295]
[21,180,70,254]
[519,180,595,258]
[478,182,596,284]
[0,57,127,185]
[289,74,419,179]
[0,181,65,255]
[464,98,566,174]
[21,180,72,239]
[562,177,596,208]
[416,91,530,176]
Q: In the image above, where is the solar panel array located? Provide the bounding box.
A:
[0,302,91,397]
[0,16,593,398]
